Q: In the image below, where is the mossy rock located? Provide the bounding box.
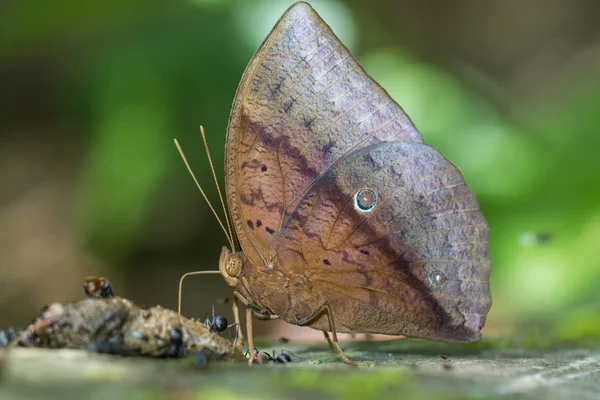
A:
[2,335,599,400]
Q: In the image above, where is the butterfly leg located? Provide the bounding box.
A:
[232,296,244,348]
[322,331,337,353]
[246,307,255,365]
[243,308,278,365]
[324,304,357,367]
[297,302,357,366]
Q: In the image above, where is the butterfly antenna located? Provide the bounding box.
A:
[173,137,235,251]
[178,270,222,315]
[199,125,236,251]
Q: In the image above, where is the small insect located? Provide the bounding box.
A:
[246,349,273,364]
[245,349,293,365]
[203,305,239,347]
[204,305,230,333]
[272,350,292,364]
[83,276,114,298]
[167,327,185,358]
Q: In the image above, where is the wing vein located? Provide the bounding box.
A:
[252,12,317,103]
[282,81,382,179]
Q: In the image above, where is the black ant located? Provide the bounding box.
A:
[245,348,293,364]
[167,327,186,358]
[203,305,239,347]
[246,348,272,364]
[272,350,292,364]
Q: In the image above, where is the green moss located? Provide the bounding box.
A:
[287,368,411,399]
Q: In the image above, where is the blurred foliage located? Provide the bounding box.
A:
[1,0,599,337]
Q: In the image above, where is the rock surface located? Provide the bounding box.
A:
[1,337,599,400]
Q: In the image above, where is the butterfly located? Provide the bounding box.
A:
[176,1,491,366]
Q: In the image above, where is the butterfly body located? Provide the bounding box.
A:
[212,1,491,358]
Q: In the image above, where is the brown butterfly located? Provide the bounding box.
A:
[176,1,491,366]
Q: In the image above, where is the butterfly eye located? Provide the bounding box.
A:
[225,254,242,278]
[354,189,377,212]
[429,270,447,287]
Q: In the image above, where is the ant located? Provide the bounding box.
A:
[83,276,114,299]
[167,327,186,358]
[245,348,293,364]
[272,350,292,364]
[203,305,239,347]
[246,348,272,364]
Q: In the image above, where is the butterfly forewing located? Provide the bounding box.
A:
[226,2,421,265]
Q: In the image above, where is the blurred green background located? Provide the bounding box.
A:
[1,0,599,341]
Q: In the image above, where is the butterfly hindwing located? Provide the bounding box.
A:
[275,142,491,341]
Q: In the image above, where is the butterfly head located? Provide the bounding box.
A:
[219,246,243,287]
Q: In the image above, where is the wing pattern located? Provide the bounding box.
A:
[226,2,421,266]
[274,142,490,340]
[225,2,491,341]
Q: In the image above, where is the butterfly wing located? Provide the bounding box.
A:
[226,2,491,341]
[226,2,421,267]
[274,142,491,341]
